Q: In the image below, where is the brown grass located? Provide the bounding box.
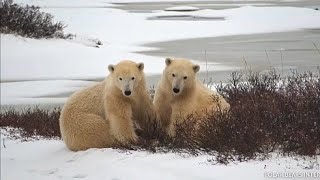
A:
[1,70,319,163]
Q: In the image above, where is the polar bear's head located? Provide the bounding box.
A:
[108,60,144,97]
[164,58,200,96]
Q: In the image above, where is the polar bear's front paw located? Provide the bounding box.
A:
[166,124,176,138]
[113,130,138,145]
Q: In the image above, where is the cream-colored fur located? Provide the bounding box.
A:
[153,58,230,137]
[60,60,155,151]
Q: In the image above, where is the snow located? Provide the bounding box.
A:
[164,6,200,11]
[0,34,166,81]
[0,80,96,105]
[1,134,319,180]
[2,4,320,81]
[109,0,302,3]
[48,6,320,45]
[2,0,320,104]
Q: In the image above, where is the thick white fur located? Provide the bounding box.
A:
[60,60,155,151]
[153,58,230,137]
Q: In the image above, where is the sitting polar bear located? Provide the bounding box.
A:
[60,60,155,151]
[153,58,230,137]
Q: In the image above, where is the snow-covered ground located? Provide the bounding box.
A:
[1,133,319,180]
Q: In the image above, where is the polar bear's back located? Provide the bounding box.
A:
[62,80,106,116]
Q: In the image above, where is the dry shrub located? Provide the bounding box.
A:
[0,0,72,39]
[1,71,319,164]
[169,70,320,163]
[0,106,61,140]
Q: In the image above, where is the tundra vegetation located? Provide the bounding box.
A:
[1,70,319,164]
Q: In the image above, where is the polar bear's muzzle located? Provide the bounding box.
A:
[119,80,134,97]
[123,85,132,97]
[172,78,184,95]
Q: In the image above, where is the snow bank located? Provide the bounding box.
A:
[0,34,165,81]
[1,135,319,180]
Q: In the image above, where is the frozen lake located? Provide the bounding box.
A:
[139,30,320,83]
[3,29,320,111]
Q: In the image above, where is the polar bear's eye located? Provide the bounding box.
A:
[172,74,175,77]
[119,78,122,81]
[184,76,188,79]
[131,77,135,80]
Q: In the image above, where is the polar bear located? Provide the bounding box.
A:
[153,58,230,137]
[59,60,156,151]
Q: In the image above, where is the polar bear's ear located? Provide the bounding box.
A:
[108,64,115,73]
[193,65,200,73]
[165,58,173,66]
[137,63,144,71]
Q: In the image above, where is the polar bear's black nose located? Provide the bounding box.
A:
[124,91,131,96]
[173,88,180,93]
